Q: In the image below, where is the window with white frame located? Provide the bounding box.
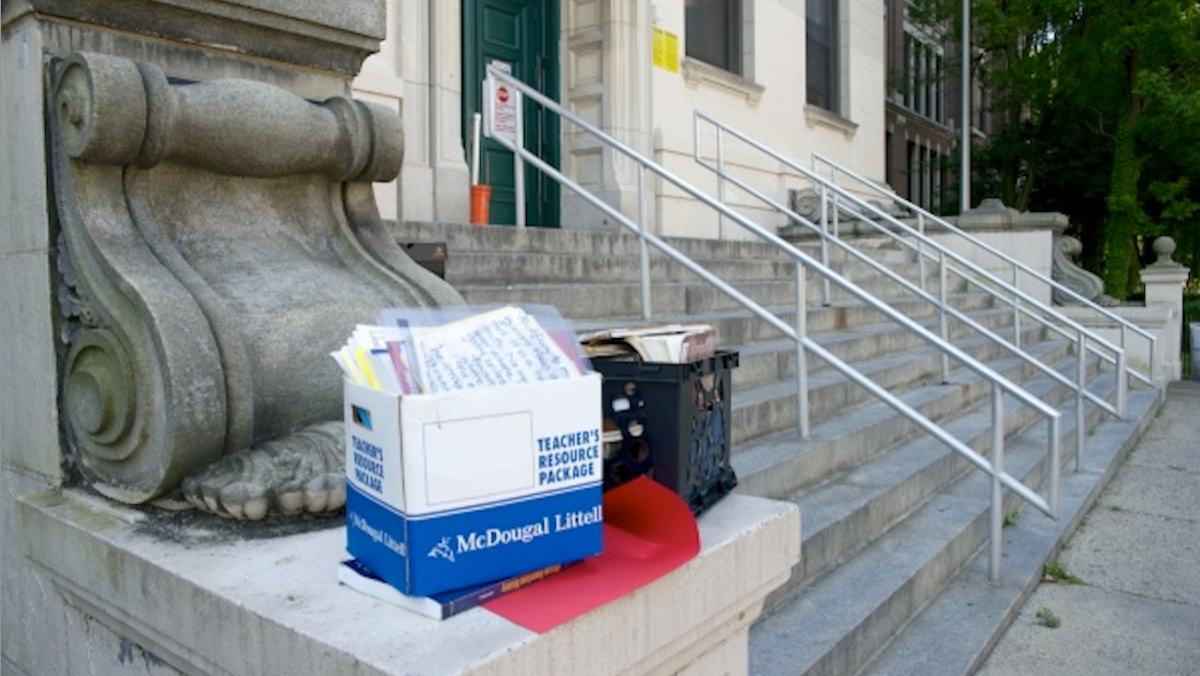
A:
[806,0,838,111]
[686,0,743,76]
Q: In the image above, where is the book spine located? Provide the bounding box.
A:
[441,561,572,616]
[341,559,578,620]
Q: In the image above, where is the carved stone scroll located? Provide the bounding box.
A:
[1051,235,1118,306]
[51,51,464,507]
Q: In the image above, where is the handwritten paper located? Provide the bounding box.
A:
[408,306,580,393]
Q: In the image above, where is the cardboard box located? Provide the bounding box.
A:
[344,373,604,597]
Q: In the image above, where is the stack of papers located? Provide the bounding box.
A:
[333,305,587,394]
[578,324,716,363]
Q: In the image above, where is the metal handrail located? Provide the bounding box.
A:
[694,113,1135,388]
[484,65,1060,580]
[812,151,1157,390]
[697,156,1119,422]
[691,111,1147,472]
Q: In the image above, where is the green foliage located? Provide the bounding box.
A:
[1147,179,1199,230]
[966,0,1200,291]
[1043,559,1085,584]
[1036,607,1062,628]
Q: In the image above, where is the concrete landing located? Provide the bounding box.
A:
[14,488,798,676]
[976,380,1200,676]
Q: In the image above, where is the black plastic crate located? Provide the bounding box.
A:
[592,351,739,515]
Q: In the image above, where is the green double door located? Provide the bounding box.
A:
[463,0,560,227]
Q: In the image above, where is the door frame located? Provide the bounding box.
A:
[462,0,561,227]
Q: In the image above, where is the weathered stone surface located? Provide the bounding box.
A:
[2,0,385,74]
[18,487,800,676]
[50,51,463,513]
[1052,235,1117,306]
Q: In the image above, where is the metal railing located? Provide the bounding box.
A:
[813,151,1156,389]
[484,65,1060,580]
[692,111,1152,472]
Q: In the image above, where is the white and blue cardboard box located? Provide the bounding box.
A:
[344,374,604,597]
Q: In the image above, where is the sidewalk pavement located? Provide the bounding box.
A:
[975,380,1200,676]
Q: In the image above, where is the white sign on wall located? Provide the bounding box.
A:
[488,60,516,141]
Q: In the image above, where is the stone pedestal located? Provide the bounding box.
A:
[1055,238,1191,387]
[938,198,1068,307]
[1139,238,1191,384]
[1055,305,1172,387]
[17,489,798,676]
[2,4,801,675]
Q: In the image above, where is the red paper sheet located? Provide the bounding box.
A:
[483,476,700,633]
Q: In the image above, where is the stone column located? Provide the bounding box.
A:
[560,1,655,230]
[356,0,471,224]
[1,3,389,671]
[1140,237,1192,383]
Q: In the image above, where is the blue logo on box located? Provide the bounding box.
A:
[428,538,456,562]
[352,405,373,430]
[348,483,603,596]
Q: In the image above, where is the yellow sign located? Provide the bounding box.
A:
[653,28,679,73]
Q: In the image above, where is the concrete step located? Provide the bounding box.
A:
[727,308,1030,392]
[451,265,970,319]
[726,320,1054,446]
[395,219,817,260]
[441,250,796,286]
[731,337,1074,502]
[390,218,1160,676]
[770,349,1102,599]
[856,390,1160,676]
[447,261,949,309]
[461,272,987,332]
[746,368,1151,676]
[435,243,929,287]
[456,278,815,317]
[779,230,919,266]
[393,220,940,300]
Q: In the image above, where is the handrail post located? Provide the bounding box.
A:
[819,183,831,306]
[1076,330,1087,472]
[1012,266,1021,350]
[939,249,950,382]
[514,88,526,228]
[1118,324,1129,413]
[797,261,810,438]
[1149,336,1157,388]
[637,163,652,321]
[832,192,840,239]
[1116,349,1128,419]
[917,213,927,293]
[1048,413,1061,518]
[717,126,726,240]
[830,192,840,304]
[484,73,494,138]
[990,382,1005,581]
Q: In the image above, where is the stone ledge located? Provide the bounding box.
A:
[3,0,384,75]
[1055,304,1177,386]
[18,489,799,676]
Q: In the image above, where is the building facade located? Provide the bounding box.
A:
[355,0,887,239]
[882,0,997,216]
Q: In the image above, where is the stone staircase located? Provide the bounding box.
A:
[391,220,1161,676]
